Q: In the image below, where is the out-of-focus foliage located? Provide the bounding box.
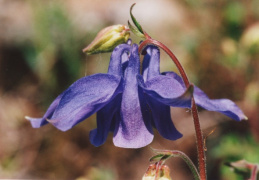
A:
[22,1,83,100]
[76,166,116,180]
[211,133,259,180]
[225,160,259,180]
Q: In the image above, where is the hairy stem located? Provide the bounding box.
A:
[171,150,201,180]
[139,38,207,180]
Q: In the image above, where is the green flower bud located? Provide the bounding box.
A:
[83,25,130,55]
[142,164,172,180]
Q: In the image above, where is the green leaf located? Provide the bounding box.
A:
[149,154,166,162]
[128,21,145,38]
[130,3,144,34]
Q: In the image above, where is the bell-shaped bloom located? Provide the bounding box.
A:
[137,45,247,128]
[91,43,155,148]
[88,43,193,148]
[27,42,246,149]
[26,42,194,148]
[110,44,193,148]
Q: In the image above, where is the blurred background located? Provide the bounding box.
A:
[0,0,259,179]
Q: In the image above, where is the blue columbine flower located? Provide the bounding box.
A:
[110,44,193,148]
[137,45,247,128]
[26,42,246,149]
[26,42,194,148]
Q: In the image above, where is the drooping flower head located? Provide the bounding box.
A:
[26,41,193,148]
[26,41,246,148]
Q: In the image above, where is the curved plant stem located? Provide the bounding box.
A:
[169,150,201,180]
[151,149,201,180]
[139,38,207,180]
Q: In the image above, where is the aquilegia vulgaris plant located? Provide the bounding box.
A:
[26,4,249,180]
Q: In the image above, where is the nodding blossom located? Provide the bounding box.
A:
[26,41,246,148]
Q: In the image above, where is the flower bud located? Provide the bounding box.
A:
[159,165,172,180]
[142,164,156,179]
[83,25,130,55]
[142,164,172,180]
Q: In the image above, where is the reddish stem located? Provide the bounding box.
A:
[250,165,258,180]
[139,38,207,180]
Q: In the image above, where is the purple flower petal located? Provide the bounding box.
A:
[89,95,121,147]
[142,45,160,81]
[145,97,182,140]
[25,92,65,128]
[193,87,247,121]
[140,46,192,108]
[108,44,131,76]
[50,73,123,131]
[137,75,193,108]
[163,72,247,121]
[25,117,45,128]
[113,44,153,148]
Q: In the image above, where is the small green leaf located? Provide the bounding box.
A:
[149,154,165,162]
[128,21,145,38]
[150,154,172,164]
[130,3,144,34]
